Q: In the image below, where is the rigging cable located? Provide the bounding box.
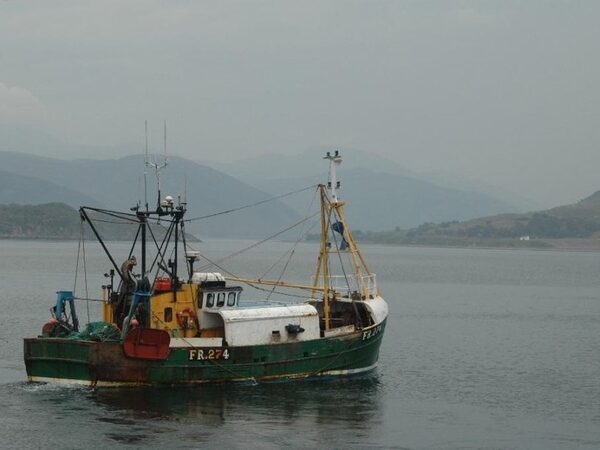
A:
[72,219,90,325]
[184,184,317,223]
[264,187,320,301]
[82,207,139,222]
[320,188,352,294]
[88,217,138,226]
[187,212,322,300]
[263,219,318,302]
[330,206,352,294]
[73,222,82,303]
[195,211,320,272]
[82,220,90,325]
[258,186,319,280]
[80,184,316,228]
[196,250,312,301]
[147,219,176,277]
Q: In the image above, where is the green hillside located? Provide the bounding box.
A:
[357,191,600,249]
[0,203,198,241]
[0,203,80,239]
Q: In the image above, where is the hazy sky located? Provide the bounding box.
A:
[1,1,599,206]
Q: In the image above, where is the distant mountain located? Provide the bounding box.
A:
[209,148,417,182]
[0,152,299,238]
[0,124,133,159]
[209,149,521,231]
[418,170,542,212]
[0,170,99,207]
[0,148,523,236]
[236,169,517,231]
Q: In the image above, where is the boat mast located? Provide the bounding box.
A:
[319,183,332,330]
[313,151,342,330]
[312,151,377,329]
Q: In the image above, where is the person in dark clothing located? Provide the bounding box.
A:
[121,255,137,293]
[114,256,138,326]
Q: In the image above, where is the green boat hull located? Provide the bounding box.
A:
[24,320,386,386]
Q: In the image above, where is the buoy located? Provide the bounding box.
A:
[42,322,56,336]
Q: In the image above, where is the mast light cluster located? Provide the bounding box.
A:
[324,150,342,203]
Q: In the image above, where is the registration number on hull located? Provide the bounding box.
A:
[188,348,230,361]
[362,324,383,341]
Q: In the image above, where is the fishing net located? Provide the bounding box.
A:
[66,321,122,342]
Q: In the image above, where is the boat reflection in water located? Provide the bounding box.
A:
[91,374,383,445]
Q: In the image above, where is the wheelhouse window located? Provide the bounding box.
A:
[227,292,237,307]
[204,290,241,309]
[206,293,214,308]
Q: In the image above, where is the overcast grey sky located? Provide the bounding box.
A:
[1,1,599,206]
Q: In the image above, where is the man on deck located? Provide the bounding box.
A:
[121,255,137,293]
[114,255,138,326]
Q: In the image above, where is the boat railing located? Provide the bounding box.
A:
[328,274,377,297]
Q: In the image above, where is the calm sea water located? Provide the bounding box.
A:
[0,239,599,449]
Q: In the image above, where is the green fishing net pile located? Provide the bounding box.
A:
[66,321,122,342]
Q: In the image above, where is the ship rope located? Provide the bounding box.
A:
[329,205,352,294]
[263,186,320,301]
[186,211,322,300]
[73,219,91,324]
[73,223,82,295]
[320,188,363,299]
[193,243,313,301]
[87,217,138,226]
[184,184,317,223]
[82,207,139,222]
[194,211,319,272]
[262,218,319,301]
[83,185,317,227]
[77,184,320,287]
[192,246,312,301]
[82,222,90,324]
[147,220,177,279]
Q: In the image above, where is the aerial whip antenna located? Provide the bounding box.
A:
[164,119,168,164]
[144,120,169,210]
[144,120,149,211]
[184,171,188,206]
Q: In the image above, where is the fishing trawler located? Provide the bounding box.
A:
[24,151,388,386]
